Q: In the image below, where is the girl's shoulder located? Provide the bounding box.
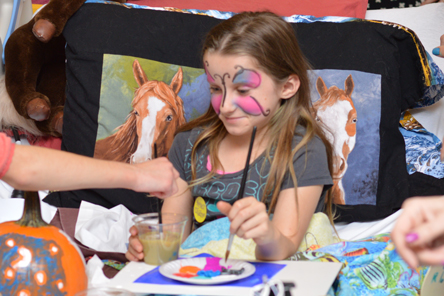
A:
[174,127,204,146]
[293,125,325,148]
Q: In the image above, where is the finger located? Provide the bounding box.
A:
[126,244,144,261]
[433,35,444,58]
[127,237,144,261]
[216,201,232,217]
[229,199,265,234]
[397,245,420,269]
[236,210,269,240]
[126,249,142,262]
[416,244,444,266]
[129,225,139,236]
[421,0,439,5]
[407,215,444,247]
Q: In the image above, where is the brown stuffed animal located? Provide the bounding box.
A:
[4,0,125,137]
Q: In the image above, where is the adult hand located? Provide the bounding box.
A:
[391,196,444,268]
[132,157,180,198]
[125,225,144,262]
[217,197,274,245]
[432,34,444,58]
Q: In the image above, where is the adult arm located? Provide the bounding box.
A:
[2,144,179,197]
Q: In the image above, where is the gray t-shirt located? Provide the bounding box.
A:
[168,126,332,229]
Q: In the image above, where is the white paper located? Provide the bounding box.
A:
[421,265,444,296]
[75,201,134,253]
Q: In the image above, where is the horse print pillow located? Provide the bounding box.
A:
[43,0,444,222]
[93,55,213,162]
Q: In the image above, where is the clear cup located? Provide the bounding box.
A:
[74,287,135,296]
[132,212,188,265]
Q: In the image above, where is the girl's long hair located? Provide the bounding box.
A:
[176,11,335,225]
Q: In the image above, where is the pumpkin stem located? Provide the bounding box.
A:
[16,191,49,227]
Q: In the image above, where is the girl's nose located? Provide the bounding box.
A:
[220,93,237,113]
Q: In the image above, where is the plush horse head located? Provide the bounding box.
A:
[94,59,186,163]
[312,74,357,204]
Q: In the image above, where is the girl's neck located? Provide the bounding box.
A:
[215,128,269,172]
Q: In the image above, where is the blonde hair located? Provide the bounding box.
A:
[176,11,335,224]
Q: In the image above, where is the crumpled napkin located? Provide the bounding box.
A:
[74,201,134,253]
[85,255,111,288]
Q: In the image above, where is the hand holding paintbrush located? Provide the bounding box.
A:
[224,126,257,262]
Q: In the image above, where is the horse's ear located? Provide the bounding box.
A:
[316,76,327,97]
[170,67,183,95]
[133,59,149,87]
[344,74,354,97]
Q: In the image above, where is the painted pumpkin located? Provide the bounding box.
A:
[0,191,87,295]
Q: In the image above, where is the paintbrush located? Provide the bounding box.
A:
[225,126,257,262]
[153,143,163,226]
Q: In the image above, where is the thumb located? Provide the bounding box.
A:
[217,201,232,217]
[433,35,444,58]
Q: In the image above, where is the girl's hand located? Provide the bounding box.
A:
[391,196,444,268]
[125,225,144,262]
[217,197,274,245]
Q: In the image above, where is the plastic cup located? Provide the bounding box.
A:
[74,287,135,296]
[132,212,188,266]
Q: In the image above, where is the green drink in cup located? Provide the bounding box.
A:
[133,213,188,265]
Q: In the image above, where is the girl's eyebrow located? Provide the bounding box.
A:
[232,65,261,87]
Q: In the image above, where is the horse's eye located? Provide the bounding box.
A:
[134,110,139,116]
[166,115,173,122]
[352,118,357,123]
[315,116,320,122]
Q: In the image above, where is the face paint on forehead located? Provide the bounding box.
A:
[234,95,270,116]
[204,61,215,83]
[232,65,261,88]
[205,60,231,108]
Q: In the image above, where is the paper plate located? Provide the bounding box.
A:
[159,257,256,285]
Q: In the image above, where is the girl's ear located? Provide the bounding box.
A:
[280,74,300,100]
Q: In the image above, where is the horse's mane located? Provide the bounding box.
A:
[94,113,138,163]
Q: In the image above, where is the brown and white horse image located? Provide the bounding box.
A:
[312,74,357,205]
[94,60,186,163]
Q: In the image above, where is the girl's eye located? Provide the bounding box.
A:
[210,86,221,93]
[237,89,249,95]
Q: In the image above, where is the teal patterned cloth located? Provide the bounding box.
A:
[292,233,428,296]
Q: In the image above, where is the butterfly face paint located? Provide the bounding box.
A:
[206,62,270,116]
[232,66,270,116]
[232,66,261,88]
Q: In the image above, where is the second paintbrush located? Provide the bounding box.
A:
[225,126,257,262]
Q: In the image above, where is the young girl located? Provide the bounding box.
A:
[126,11,334,261]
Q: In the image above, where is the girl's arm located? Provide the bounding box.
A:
[217,185,322,261]
[161,178,194,239]
[258,185,323,260]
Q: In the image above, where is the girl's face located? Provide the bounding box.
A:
[204,52,291,137]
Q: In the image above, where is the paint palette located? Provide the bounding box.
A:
[159,257,256,285]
